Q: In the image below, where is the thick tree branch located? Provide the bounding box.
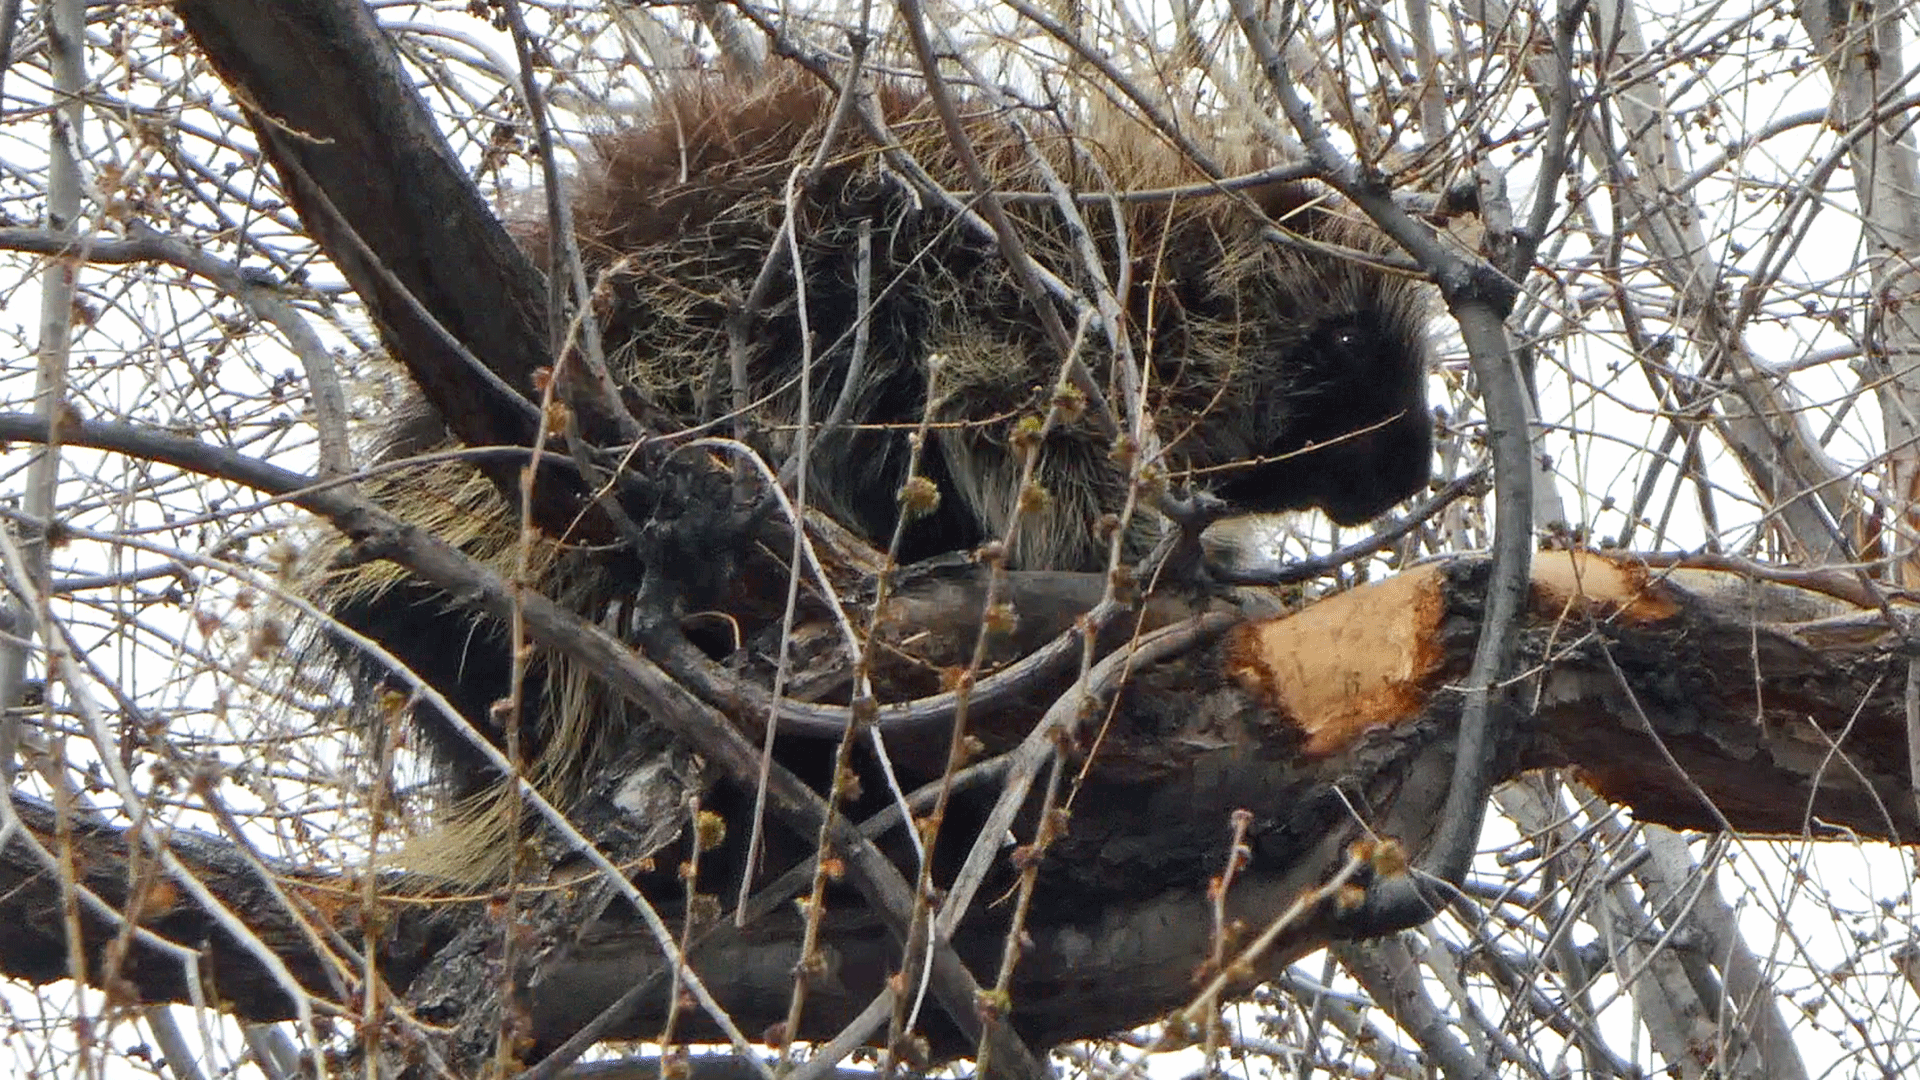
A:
[170,0,595,532]
[0,791,456,1022]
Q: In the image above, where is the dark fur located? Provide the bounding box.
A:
[317,70,1435,846]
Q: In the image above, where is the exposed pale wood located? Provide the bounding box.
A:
[1226,563,1447,755]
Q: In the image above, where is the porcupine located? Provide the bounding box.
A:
[306,66,1436,880]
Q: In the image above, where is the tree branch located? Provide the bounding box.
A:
[4,419,1915,1057]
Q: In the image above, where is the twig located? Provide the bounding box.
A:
[1216,470,1488,587]
[893,0,1118,445]
[0,223,356,478]
[500,0,642,445]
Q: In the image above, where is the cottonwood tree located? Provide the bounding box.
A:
[0,0,1917,1078]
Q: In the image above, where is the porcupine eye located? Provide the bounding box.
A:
[1212,309,1432,526]
[1308,314,1420,388]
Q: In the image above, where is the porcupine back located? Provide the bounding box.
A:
[561,70,1434,570]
